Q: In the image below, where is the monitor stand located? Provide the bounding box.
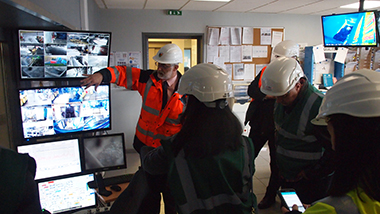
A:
[94,173,112,197]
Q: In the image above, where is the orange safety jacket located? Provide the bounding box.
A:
[107,66,185,148]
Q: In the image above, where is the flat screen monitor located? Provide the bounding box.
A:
[18,29,111,79]
[19,84,111,140]
[38,174,96,214]
[17,138,81,180]
[321,11,378,47]
[81,133,126,173]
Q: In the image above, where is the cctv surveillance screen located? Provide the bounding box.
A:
[19,30,111,79]
[19,84,110,139]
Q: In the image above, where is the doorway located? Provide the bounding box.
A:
[142,33,203,73]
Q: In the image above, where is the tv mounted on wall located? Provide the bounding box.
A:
[321,11,378,47]
[19,84,111,140]
[18,29,111,79]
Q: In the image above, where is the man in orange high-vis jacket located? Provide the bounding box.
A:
[81,43,184,214]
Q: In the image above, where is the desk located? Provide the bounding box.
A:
[96,182,130,205]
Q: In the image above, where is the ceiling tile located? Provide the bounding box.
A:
[145,0,189,10]
[181,1,230,11]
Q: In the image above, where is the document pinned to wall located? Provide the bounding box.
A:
[260,28,272,45]
[219,45,230,62]
[109,52,115,66]
[242,27,254,44]
[242,45,253,62]
[115,52,128,66]
[230,46,242,62]
[213,57,226,69]
[231,27,242,45]
[253,46,268,58]
[334,47,348,64]
[233,63,244,80]
[271,31,283,47]
[313,44,326,63]
[207,45,219,63]
[219,27,230,45]
[244,63,255,80]
[208,28,220,46]
[128,51,141,68]
[225,64,232,79]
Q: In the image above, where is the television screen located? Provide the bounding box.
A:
[38,174,96,214]
[17,138,81,180]
[18,30,111,79]
[81,133,126,173]
[321,11,378,47]
[19,84,110,139]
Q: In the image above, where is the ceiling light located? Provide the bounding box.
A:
[340,1,380,9]
[192,0,231,2]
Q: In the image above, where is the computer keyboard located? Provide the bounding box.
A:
[88,173,134,189]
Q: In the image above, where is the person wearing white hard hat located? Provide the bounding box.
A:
[260,57,337,205]
[244,40,300,209]
[282,69,380,213]
[81,43,184,214]
[140,63,258,214]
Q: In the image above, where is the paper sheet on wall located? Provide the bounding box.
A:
[207,45,219,63]
[345,62,357,75]
[231,27,242,45]
[109,52,115,66]
[208,28,220,46]
[260,28,272,45]
[219,27,230,45]
[242,45,253,62]
[230,46,242,62]
[115,52,128,66]
[219,45,230,62]
[213,57,226,69]
[313,44,326,63]
[255,64,267,76]
[253,46,268,58]
[244,63,255,80]
[233,63,244,80]
[128,51,141,68]
[334,47,348,64]
[225,64,233,79]
[271,31,283,47]
[242,27,254,44]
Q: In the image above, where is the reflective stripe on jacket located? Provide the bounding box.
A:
[161,137,257,214]
[274,82,324,179]
[108,66,185,147]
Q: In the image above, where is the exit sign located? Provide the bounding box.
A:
[167,10,182,16]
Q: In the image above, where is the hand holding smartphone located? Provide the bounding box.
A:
[278,189,306,213]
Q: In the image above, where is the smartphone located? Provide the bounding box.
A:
[278,189,306,213]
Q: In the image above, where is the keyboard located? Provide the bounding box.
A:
[88,173,134,189]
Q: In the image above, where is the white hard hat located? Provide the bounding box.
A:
[273,40,300,58]
[153,44,183,64]
[312,69,380,125]
[178,63,234,103]
[260,57,304,96]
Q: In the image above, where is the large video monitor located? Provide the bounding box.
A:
[321,11,378,47]
[17,138,81,180]
[18,29,111,80]
[81,133,126,173]
[19,84,111,140]
[38,174,96,214]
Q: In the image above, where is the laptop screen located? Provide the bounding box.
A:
[38,174,96,214]
[17,138,82,180]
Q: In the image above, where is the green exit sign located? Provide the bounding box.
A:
[167,10,182,16]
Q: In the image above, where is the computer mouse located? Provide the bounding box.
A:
[110,185,121,192]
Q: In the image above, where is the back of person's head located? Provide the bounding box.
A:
[260,57,304,96]
[174,63,242,157]
[153,43,183,64]
[312,69,380,201]
[272,40,299,59]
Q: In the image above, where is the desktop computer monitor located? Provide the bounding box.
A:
[38,173,96,214]
[17,138,82,180]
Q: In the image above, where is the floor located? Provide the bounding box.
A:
[158,144,283,214]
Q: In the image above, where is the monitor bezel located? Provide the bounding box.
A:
[17,29,112,81]
[321,10,379,48]
[18,83,112,142]
[80,133,127,174]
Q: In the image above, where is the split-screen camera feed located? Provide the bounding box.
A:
[19,30,110,79]
[19,85,110,139]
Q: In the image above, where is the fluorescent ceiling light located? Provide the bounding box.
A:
[340,1,380,9]
[192,0,231,2]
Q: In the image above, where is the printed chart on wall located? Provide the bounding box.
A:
[206,26,285,83]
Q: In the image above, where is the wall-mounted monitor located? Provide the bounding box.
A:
[17,138,81,180]
[18,29,111,80]
[19,84,111,140]
[38,174,96,214]
[321,11,378,47]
